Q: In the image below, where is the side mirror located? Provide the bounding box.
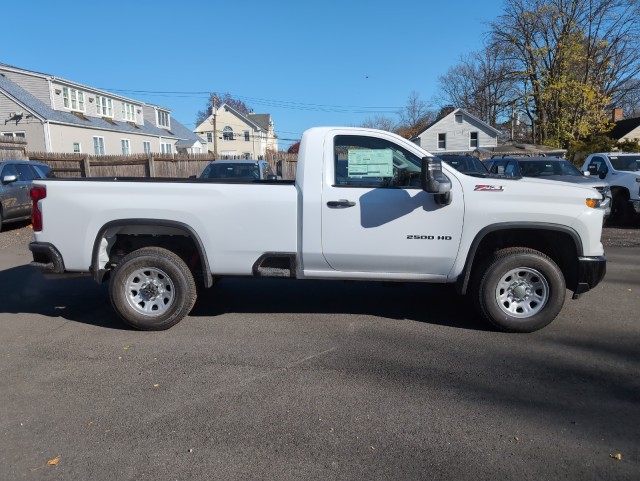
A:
[421,157,452,205]
[582,171,591,177]
[599,172,607,180]
[2,174,18,184]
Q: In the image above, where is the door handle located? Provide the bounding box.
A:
[327,199,356,208]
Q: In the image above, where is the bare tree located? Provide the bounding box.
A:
[395,91,436,138]
[360,115,397,132]
[438,47,517,126]
[490,0,640,146]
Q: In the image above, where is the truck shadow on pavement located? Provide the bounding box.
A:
[191,277,491,331]
[0,264,489,331]
[0,264,128,330]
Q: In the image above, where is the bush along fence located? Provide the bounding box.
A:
[26,151,299,180]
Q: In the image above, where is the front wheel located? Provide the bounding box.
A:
[109,247,197,330]
[473,248,566,333]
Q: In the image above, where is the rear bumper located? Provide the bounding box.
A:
[29,242,65,274]
[572,255,606,298]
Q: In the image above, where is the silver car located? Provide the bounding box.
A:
[0,160,51,231]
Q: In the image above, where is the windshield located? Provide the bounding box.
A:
[517,159,582,177]
[200,162,260,180]
[610,155,640,172]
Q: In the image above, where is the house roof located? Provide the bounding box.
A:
[248,113,272,131]
[411,108,501,140]
[0,73,201,144]
[609,117,640,140]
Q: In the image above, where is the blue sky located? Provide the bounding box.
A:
[4,0,505,149]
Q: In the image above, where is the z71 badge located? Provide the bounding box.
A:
[474,185,504,191]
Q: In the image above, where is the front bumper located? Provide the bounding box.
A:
[572,255,606,298]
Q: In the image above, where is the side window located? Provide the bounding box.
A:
[14,164,36,181]
[489,160,507,174]
[334,135,421,188]
[1,164,18,180]
[32,164,52,178]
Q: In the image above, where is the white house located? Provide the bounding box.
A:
[0,62,204,155]
[411,108,500,153]
[194,103,277,158]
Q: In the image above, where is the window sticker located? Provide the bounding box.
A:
[347,149,393,178]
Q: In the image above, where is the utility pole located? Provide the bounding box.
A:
[212,97,218,159]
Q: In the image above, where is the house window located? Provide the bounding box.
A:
[223,126,234,141]
[157,110,170,128]
[1,131,25,139]
[470,132,478,148]
[244,131,250,142]
[455,113,463,124]
[93,136,105,155]
[143,141,151,154]
[73,142,81,153]
[121,102,136,122]
[121,139,131,155]
[206,132,213,143]
[161,142,172,154]
[438,133,446,150]
[96,96,113,117]
[63,87,85,111]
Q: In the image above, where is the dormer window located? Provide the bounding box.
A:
[96,96,113,117]
[122,102,136,122]
[157,110,170,128]
[63,87,85,112]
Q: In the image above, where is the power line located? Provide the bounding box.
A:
[97,87,402,113]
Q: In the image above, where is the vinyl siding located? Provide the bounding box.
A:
[0,94,46,151]
[416,111,498,153]
[621,126,640,142]
[194,107,265,156]
[0,70,52,107]
[49,124,176,155]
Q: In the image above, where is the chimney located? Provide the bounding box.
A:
[612,108,623,123]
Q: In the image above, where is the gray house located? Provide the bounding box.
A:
[0,63,204,155]
[411,108,500,153]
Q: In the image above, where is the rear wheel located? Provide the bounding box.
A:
[473,248,566,333]
[109,247,196,330]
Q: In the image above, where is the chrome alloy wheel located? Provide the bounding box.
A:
[495,267,549,318]
[124,267,175,317]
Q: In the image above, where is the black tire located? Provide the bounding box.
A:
[472,247,566,333]
[610,191,632,225]
[109,247,197,330]
[0,208,3,233]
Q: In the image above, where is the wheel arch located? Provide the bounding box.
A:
[457,223,582,295]
[91,219,213,288]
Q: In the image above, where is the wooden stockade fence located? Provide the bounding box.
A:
[1,136,27,161]
[27,152,299,180]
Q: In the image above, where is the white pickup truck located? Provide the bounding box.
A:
[581,153,640,224]
[29,127,606,333]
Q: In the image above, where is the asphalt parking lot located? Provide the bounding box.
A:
[0,223,638,481]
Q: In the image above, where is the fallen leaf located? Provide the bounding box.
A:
[122,345,130,350]
[610,453,622,461]
[47,456,60,466]
[153,384,160,388]
[188,449,193,453]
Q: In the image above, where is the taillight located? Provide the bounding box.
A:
[30,186,47,232]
